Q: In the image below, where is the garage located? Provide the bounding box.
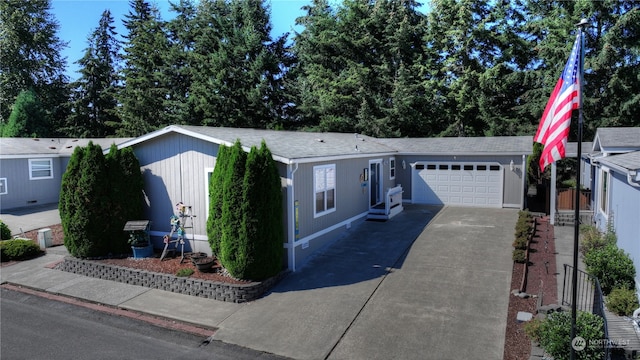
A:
[411,162,503,207]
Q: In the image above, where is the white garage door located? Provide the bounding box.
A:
[412,162,503,207]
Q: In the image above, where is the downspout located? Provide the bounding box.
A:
[287,162,299,272]
[627,171,640,188]
[521,154,526,210]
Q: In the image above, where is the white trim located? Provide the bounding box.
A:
[204,167,214,223]
[313,164,336,218]
[598,167,610,218]
[0,178,7,195]
[389,156,396,180]
[28,158,54,180]
[0,154,62,160]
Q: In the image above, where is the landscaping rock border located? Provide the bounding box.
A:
[54,256,289,303]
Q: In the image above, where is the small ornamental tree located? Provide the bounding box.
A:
[207,145,230,258]
[219,140,248,278]
[240,141,283,280]
[59,146,85,256]
[106,144,144,254]
[61,142,143,258]
[2,89,48,137]
[62,142,111,257]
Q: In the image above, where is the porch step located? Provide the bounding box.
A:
[554,211,593,227]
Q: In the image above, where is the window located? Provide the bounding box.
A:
[389,157,396,180]
[451,165,461,171]
[439,164,449,170]
[0,178,6,195]
[464,165,474,171]
[426,164,436,170]
[489,165,500,171]
[29,159,53,180]
[600,170,609,214]
[477,165,487,171]
[314,164,336,216]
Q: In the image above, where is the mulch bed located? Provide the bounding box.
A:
[503,216,558,360]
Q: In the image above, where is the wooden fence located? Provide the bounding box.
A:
[557,188,591,210]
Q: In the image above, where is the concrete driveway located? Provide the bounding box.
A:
[212,205,516,360]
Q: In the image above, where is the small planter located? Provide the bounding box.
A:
[132,243,153,259]
[194,257,215,272]
[190,252,207,265]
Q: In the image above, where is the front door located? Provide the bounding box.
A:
[370,160,383,207]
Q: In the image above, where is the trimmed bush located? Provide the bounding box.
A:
[513,249,526,263]
[513,236,528,250]
[0,239,43,261]
[584,244,635,294]
[0,220,11,240]
[207,145,230,258]
[239,141,284,280]
[579,224,614,256]
[219,140,248,278]
[606,287,640,316]
[536,310,604,360]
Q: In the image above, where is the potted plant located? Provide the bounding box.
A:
[194,256,215,272]
[129,231,153,258]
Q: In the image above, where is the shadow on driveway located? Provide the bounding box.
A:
[270,204,442,293]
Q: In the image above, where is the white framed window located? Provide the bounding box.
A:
[29,158,53,180]
[314,164,336,217]
[599,169,609,214]
[0,178,7,195]
[389,157,396,180]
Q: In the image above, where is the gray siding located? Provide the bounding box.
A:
[0,157,63,210]
[133,133,218,253]
[291,156,397,268]
[395,154,524,208]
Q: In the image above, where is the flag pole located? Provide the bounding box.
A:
[570,18,588,360]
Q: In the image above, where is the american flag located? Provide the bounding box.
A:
[534,33,582,170]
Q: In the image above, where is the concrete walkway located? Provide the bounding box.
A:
[1,205,518,360]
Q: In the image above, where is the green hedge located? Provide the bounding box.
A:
[0,239,43,261]
[584,243,635,295]
[532,311,604,360]
[606,287,640,316]
[0,220,11,240]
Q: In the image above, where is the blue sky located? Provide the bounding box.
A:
[50,0,310,81]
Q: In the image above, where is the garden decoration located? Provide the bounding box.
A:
[160,202,196,262]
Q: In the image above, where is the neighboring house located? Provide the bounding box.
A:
[588,127,640,288]
[0,138,130,211]
[116,125,532,271]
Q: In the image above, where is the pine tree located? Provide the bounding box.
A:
[66,10,121,137]
[0,0,68,133]
[189,0,287,128]
[219,140,247,278]
[118,0,170,136]
[59,146,84,256]
[2,89,48,137]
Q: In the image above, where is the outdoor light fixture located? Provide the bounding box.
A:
[402,160,406,170]
[510,160,515,172]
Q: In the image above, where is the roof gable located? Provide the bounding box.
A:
[599,151,640,172]
[592,127,640,154]
[118,125,534,161]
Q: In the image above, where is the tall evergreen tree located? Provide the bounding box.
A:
[66,10,121,137]
[189,0,287,128]
[240,141,283,280]
[60,142,111,258]
[118,0,170,136]
[0,0,69,134]
[219,140,247,278]
[207,144,230,257]
[163,0,197,125]
[1,89,48,137]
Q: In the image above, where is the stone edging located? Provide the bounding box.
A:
[54,256,289,303]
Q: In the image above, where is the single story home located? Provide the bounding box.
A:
[115,125,532,270]
[0,138,130,211]
[587,127,640,288]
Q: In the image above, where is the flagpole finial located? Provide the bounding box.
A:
[576,18,589,28]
